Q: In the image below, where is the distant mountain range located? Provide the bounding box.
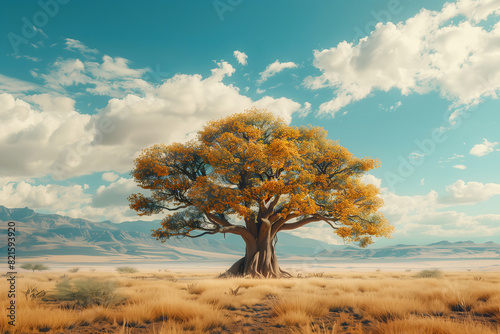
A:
[1,206,498,264]
[315,240,500,260]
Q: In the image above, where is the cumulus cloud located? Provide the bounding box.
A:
[0,93,91,177]
[0,178,161,223]
[338,175,500,240]
[92,177,137,208]
[38,55,150,98]
[0,181,90,212]
[102,172,119,182]
[25,93,76,114]
[440,180,500,205]
[381,179,500,213]
[41,58,91,89]
[259,60,298,83]
[379,183,500,239]
[360,173,382,188]
[87,56,147,80]
[0,60,303,180]
[233,50,248,65]
[305,0,500,115]
[469,138,499,156]
[393,210,500,238]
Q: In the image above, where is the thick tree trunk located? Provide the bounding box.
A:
[220,234,291,278]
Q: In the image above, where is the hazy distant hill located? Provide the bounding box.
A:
[315,240,500,260]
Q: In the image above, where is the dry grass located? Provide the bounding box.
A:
[0,270,499,333]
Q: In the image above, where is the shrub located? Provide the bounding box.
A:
[68,267,80,273]
[54,278,123,307]
[415,269,442,278]
[23,287,46,301]
[116,266,138,274]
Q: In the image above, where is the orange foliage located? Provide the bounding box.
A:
[129,108,394,246]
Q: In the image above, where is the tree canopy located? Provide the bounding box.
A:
[21,263,49,272]
[129,109,394,277]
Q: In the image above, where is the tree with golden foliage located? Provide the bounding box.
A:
[129,109,394,278]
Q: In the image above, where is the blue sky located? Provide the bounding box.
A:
[1,0,499,246]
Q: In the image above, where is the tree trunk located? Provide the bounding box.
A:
[220,233,291,278]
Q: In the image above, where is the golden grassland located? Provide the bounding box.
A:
[1,270,499,333]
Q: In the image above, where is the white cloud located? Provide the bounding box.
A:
[41,58,91,89]
[0,181,90,212]
[92,177,137,208]
[389,101,402,111]
[379,101,402,112]
[0,60,303,180]
[377,182,500,240]
[259,60,298,83]
[282,173,494,241]
[305,0,500,115]
[209,61,235,80]
[360,174,382,188]
[453,164,467,170]
[409,152,426,162]
[87,55,147,80]
[0,93,91,177]
[10,54,41,62]
[0,178,161,223]
[0,74,45,95]
[233,50,248,65]
[298,101,312,117]
[381,179,500,213]
[469,138,499,156]
[39,56,150,98]
[392,210,500,238]
[440,180,500,205]
[64,38,99,55]
[420,178,425,186]
[102,172,119,182]
[25,93,76,114]
[446,153,465,161]
[380,189,439,219]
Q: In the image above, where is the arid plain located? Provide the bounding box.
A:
[1,269,499,334]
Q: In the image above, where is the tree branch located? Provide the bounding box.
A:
[261,195,281,219]
[158,204,189,211]
[270,213,299,236]
[204,212,255,243]
[278,217,320,231]
[184,231,217,238]
[278,214,340,232]
[205,212,232,227]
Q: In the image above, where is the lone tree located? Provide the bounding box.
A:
[21,263,49,272]
[129,109,393,278]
